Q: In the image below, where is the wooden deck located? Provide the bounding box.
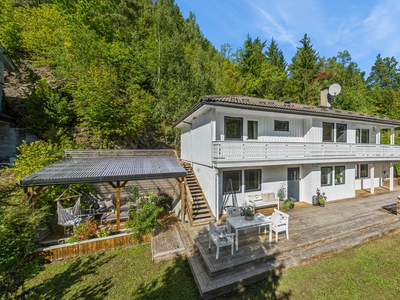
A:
[151,213,194,262]
[187,185,400,299]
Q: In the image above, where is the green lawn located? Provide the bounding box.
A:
[22,233,400,299]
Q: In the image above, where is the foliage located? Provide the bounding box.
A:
[0,176,47,299]
[241,205,254,217]
[67,219,97,243]
[316,188,327,205]
[24,79,76,141]
[96,224,112,238]
[9,137,76,180]
[125,191,164,239]
[277,183,286,200]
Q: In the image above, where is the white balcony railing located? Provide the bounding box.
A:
[212,141,400,162]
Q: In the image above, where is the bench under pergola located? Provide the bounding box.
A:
[20,149,187,229]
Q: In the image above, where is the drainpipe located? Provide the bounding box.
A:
[213,164,219,221]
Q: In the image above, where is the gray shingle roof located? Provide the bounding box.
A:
[174,95,400,127]
[20,150,186,186]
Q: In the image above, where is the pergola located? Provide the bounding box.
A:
[20,150,187,229]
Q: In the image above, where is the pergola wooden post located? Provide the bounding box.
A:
[176,177,185,224]
[108,180,128,230]
[27,186,46,210]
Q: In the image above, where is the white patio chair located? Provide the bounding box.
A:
[269,209,289,243]
[226,207,241,218]
[208,221,235,260]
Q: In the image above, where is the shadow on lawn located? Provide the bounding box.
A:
[29,252,115,300]
[134,256,199,300]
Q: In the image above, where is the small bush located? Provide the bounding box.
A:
[67,220,97,243]
[125,191,164,239]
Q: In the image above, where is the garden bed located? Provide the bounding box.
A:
[32,231,152,262]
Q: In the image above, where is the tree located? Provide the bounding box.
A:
[287,33,323,105]
[367,54,400,89]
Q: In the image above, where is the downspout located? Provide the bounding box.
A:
[213,164,219,221]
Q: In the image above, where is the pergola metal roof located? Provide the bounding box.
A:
[20,150,187,186]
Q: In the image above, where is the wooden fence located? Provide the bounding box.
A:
[33,232,151,262]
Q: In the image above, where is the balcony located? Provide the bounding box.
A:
[212,141,400,167]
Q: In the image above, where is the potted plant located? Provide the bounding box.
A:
[289,197,296,209]
[316,189,327,207]
[242,206,254,221]
[277,183,286,203]
[335,174,343,184]
[283,199,292,211]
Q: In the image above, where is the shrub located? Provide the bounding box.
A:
[67,220,97,243]
[96,224,112,238]
[125,191,164,239]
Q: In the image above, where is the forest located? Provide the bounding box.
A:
[1,0,400,149]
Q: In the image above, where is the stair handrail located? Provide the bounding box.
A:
[185,183,193,225]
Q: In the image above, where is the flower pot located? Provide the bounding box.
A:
[285,207,291,211]
[319,203,325,207]
[291,203,295,209]
[244,215,254,221]
[312,195,318,206]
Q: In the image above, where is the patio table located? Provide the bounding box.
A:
[226,213,272,251]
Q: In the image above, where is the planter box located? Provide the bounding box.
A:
[32,232,152,262]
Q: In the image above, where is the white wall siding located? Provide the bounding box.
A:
[191,109,214,166]
[180,123,191,162]
[318,163,355,201]
[193,163,217,217]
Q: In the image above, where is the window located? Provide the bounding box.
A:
[361,129,369,143]
[336,124,347,142]
[223,170,242,193]
[360,164,368,178]
[247,121,258,140]
[323,122,334,142]
[245,169,261,192]
[225,117,242,140]
[355,164,359,178]
[335,166,345,184]
[321,167,333,186]
[274,120,289,131]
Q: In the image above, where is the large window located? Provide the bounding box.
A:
[245,169,261,192]
[225,117,242,140]
[321,167,333,186]
[361,129,369,143]
[335,166,345,184]
[223,170,242,193]
[274,120,289,131]
[355,164,359,178]
[356,129,360,143]
[336,124,347,142]
[248,121,258,140]
[360,164,368,178]
[323,122,334,142]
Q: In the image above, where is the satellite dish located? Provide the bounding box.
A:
[328,84,341,96]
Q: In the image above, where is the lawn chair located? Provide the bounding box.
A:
[208,221,235,260]
[269,209,289,242]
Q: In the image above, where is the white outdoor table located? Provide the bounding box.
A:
[226,213,272,251]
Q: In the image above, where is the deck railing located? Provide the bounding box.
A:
[212,141,400,161]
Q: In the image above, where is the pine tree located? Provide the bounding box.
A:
[367,54,400,89]
[287,33,323,105]
[266,38,286,73]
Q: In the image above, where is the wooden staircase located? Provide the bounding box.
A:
[183,164,215,226]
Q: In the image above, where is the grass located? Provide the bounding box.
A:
[21,232,400,300]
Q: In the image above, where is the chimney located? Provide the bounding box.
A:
[320,88,331,109]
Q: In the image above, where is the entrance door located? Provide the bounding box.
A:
[287,167,300,201]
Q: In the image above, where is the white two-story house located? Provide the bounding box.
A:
[174,94,400,220]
